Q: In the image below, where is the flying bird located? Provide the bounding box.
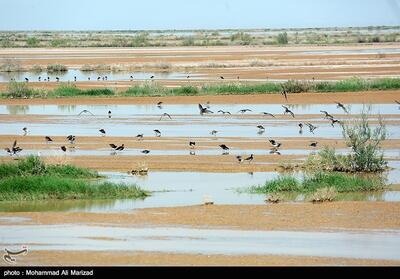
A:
[217,110,231,115]
[335,102,349,114]
[159,113,172,120]
[282,106,295,118]
[78,109,94,116]
[198,104,213,115]
[238,109,252,114]
[320,110,334,119]
[5,140,22,156]
[154,129,161,137]
[45,136,53,143]
[67,135,76,144]
[305,123,318,134]
[99,129,106,136]
[261,112,275,118]
[269,139,281,148]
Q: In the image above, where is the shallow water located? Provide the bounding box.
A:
[1,225,400,260]
[301,47,400,55]
[0,70,204,83]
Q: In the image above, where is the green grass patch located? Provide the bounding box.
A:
[49,85,114,97]
[249,172,384,194]
[0,176,148,201]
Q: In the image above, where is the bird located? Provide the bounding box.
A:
[157,102,163,108]
[97,77,101,81]
[320,110,334,119]
[189,141,196,149]
[244,154,254,163]
[210,130,218,136]
[269,139,281,148]
[330,118,341,127]
[310,142,318,148]
[109,143,118,150]
[198,104,213,115]
[281,87,288,101]
[22,127,28,136]
[220,76,224,79]
[236,155,243,163]
[130,75,134,81]
[257,125,265,131]
[136,134,144,140]
[150,75,155,79]
[219,144,229,151]
[115,144,125,151]
[45,136,53,143]
[154,129,161,137]
[74,76,77,82]
[5,140,22,156]
[56,77,60,82]
[238,109,252,114]
[38,76,41,82]
[88,77,91,81]
[66,135,75,144]
[335,102,349,114]
[190,150,195,156]
[282,105,295,118]
[305,123,318,134]
[159,113,172,120]
[24,78,29,82]
[298,123,303,134]
[108,110,112,119]
[261,112,275,118]
[61,146,67,152]
[269,148,281,155]
[141,149,150,154]
[99,129,106,136]
[217,110,231,115]
[78,109,94,116]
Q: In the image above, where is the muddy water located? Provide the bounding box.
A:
[1,225,400,260]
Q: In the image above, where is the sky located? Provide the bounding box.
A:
[0,0,399,31]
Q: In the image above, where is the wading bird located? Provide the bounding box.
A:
[61,146,67,153]
[198,104,213,115]
[136,134,144,140]
[109,143,118,150]
[45,136,53,143]
[150,75,155,79]
[189,141,196,149]
[269,139,281,148]
[310,141,318,148]
[330,118,341,127]
[56,77,60,82]
[219,144,230,154]
[335,102,349,114]
[154,129,161,137]
[141,149,150,154]
[244,154,254,163]
[22,127,28,136]
[269,148,281,155]
[236,155,243,163]
[38,77,41,82]
[210,130,218,136]
[67,135,75,144]
[217,110,231,115]
[25,78,29,82]
[298,123,303,134]
[99,129,106,136]
[257,125,265,131]
[74,76,77,82]
[5,140,22,156]
[157,102,163,108]
[282,105,295,118]
[108,110,112,119]
[220,76,224,80]
[305,123,318,134]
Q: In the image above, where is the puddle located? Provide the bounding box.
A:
[0,70,205,83]
[1,225,400,260]
[301,48,400,55]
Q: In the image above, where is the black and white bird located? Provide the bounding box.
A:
[67,135,75,144]
[159,113,172,120]
[136,134,144,140]
[220,76,224,80]
[217,110,231,115]
[45,136,53,143]
[305,123,318,134]
[109,143,118,150]
[238,109,252,114]
[219,144,229,151]
[154,129,161,137]
[22,127,28,136]
[298,123,303,134]
[236,155,243,163]
[108,110,112,119]
[189,141,196,149]
[330,118,341,127]
[335,102,349,114]
[141,149,150,154]
[61,146,67,153]
[244,154,254,163]
[157,102,163,108]
[198,104,213,115]
[269,139,281,148]
[210,130,218,136]
[257,125,265,131]
[262,112,275,118]
[320,110,334,119]
[310,141,318,148]
[99,129,106,136]
[115,144,125,151]
[150,75,155,79]
[282,105,295,118]
[269,149,281,155]
[5,140,22,156]
[24,78,29,82]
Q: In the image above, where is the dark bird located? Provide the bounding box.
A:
[38,77,41,81]
[159,113,172,120]
[298,123,303,134]
[56,77,60,82]
[150,75,155,79]
[78,109,94,116]
[141,149,150,154]
[22,127,28,136]
[210,130,218,136]
[269,148,281,155]
[244,154,254,163]
[190,150,195,156]
[330,118,341,127]
[269,139,281,148]
[217,110,231,115]
[198,104,213,114]
[130,75,134,81]
[335,102,349,114]
[220,76,224,79]
[157,102,163,108]
[395,100,400,105]
[238,109,252,114]
[74,76,77,82]
[262,112,275,118]
[97,77,101,81]
[61,146,67,152]
[310,142,318,148]
[108,110,112,119]
[99,129,106,136]
[136,134,144,140]
[88,77,91,81]
[45,136,53,143]
[320,110,334,119]
[5,140,22,156]
[305,123,318,134]
[115,144,125,151]
[154,129,161,137]
[189,141,196,149]
[24,78,29,82]
[257,125,265,130]
[219,144,230,151]
[66,135,75,144]
[109,143,118,149]
[282,105,295,118]
[236,155,243,163]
